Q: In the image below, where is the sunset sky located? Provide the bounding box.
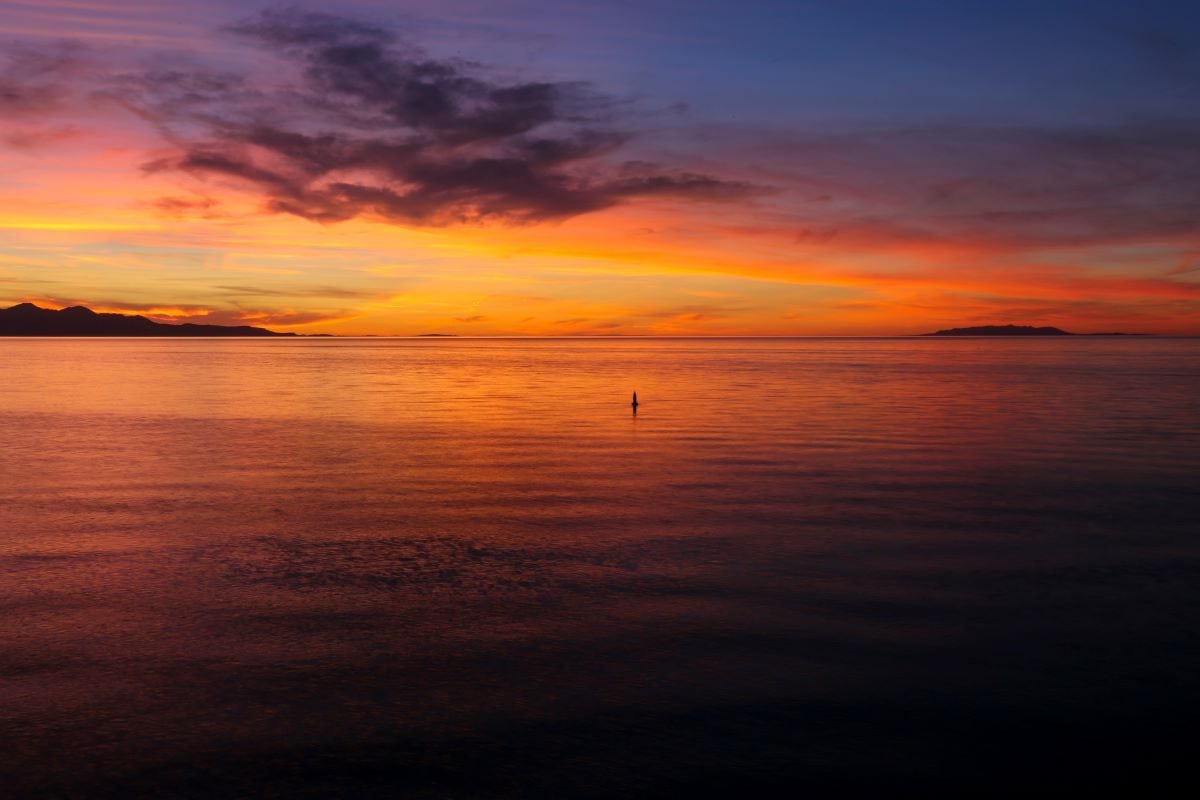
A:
[2,0,1199,334]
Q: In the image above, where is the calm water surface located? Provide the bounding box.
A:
[1,338,1198,797]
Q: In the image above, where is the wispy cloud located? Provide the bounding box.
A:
[212,284,380,299]
[0,41,81,116]
[742,123,1200,253]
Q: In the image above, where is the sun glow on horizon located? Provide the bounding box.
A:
[2,2,1199,335]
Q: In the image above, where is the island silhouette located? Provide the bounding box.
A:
[924,324,1072,336]
[0,303,295,337]
[923,324,1145,336]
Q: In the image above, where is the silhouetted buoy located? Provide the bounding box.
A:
[632,391,639,408]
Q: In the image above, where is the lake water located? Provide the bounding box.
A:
[1,337,1198,797]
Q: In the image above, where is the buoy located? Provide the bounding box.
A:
[632,391,639,408]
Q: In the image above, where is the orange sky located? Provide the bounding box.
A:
[2,1,1199,335]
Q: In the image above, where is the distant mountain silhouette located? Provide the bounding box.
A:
[0,303,295,337]
[924,324,1073,336]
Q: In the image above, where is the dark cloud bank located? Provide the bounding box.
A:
[7,7,1200,254]
[126,9,752,226]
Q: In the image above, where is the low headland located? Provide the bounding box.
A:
[0,303,295,337]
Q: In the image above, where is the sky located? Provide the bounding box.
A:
[1,0,1199,335]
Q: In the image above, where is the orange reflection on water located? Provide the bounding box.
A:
[2,337,1199,795]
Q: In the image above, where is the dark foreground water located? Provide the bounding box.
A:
[1,337,1198,798]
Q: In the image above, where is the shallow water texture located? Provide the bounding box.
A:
[2,338,1199,797]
